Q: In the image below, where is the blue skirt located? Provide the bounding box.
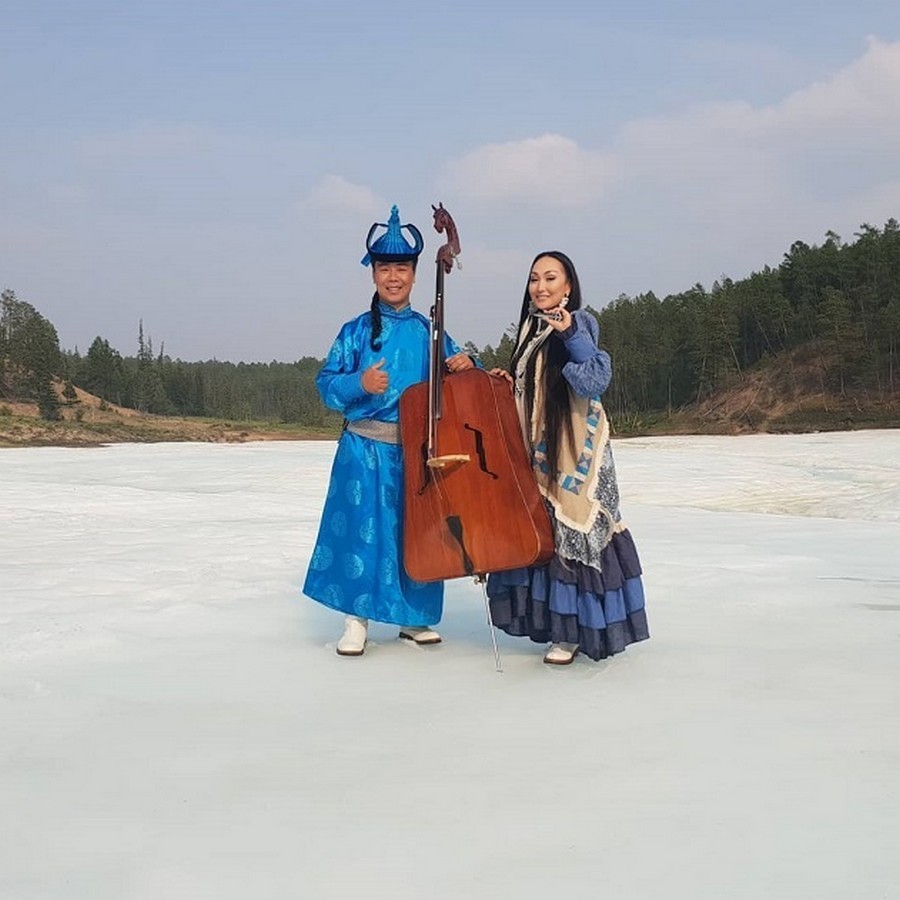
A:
[487,529,649,661]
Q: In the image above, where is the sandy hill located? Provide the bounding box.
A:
[665,343,900,435]
[0,383,332,447]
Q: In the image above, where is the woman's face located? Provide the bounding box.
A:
[372,261,416,309]
[528,256,571,312]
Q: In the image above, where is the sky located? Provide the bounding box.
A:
[3,1,900,363]
[2,431,899,897]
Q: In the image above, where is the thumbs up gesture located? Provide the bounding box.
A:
[362,358,389,394]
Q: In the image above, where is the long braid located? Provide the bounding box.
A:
[369,292,383,351]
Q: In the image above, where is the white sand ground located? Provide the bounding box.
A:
[1,432,898,900]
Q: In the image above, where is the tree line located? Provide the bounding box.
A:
[2,219,898,424]
[589,220,900,419]
[68,324,340,428]
[0,291,340,426]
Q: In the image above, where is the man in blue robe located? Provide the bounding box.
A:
[303,205,474,656]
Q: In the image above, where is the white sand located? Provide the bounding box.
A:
[2,432,898,899]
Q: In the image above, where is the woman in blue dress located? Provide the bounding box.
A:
[303,206,474,656]
[487,251,649,665]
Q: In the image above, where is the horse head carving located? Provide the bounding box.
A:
[432,202,461,274]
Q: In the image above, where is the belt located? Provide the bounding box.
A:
[345,418,401,444]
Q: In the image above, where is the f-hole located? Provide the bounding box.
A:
[464,424,498,479]
[446,515,475,576]
[416,440,430,494]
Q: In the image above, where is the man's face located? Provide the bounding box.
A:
[372,261,416,309]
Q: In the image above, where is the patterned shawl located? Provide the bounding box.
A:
[513,320,616,537]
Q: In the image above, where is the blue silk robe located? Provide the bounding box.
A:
[303,301,465,625]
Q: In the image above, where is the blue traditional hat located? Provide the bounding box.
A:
[361,205,424,266]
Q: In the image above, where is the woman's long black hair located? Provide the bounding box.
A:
[508,250,583,480]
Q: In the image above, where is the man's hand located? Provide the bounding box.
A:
[362,358,389,394]
[445,352,475,373]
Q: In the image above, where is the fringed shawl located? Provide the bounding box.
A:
[514,320,620,539]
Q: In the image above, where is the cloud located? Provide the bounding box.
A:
[618,36,900,201]
[428,37,900,325]
[774,36,900,134]
[440,134,617,208]
[454,245,530,280]
[440,38,900,223]
[300,175,381,216]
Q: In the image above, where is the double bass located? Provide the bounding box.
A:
[399,203,553,584]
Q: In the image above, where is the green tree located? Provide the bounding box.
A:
[36,375,62,420]
[1,288,62,399]
[818,287,863,395]
[129,321,170,413]
[77,337,128,404]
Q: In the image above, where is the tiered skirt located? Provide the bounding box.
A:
[487,528,649,661]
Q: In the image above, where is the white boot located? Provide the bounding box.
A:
[398,625,442,646]
[543,642,579,665]
[336,616,368,657]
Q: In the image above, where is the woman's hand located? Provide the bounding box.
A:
[489,367,513,386]
[543,307,572,332]
[446,352,475,373]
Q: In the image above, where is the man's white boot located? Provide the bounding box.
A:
[398,625,442,646]
[336,616,368,657]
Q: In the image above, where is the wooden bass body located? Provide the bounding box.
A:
[400,367,554,583]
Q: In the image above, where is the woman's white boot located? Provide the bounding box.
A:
[336,616,368,657]
[543,642,579,665]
